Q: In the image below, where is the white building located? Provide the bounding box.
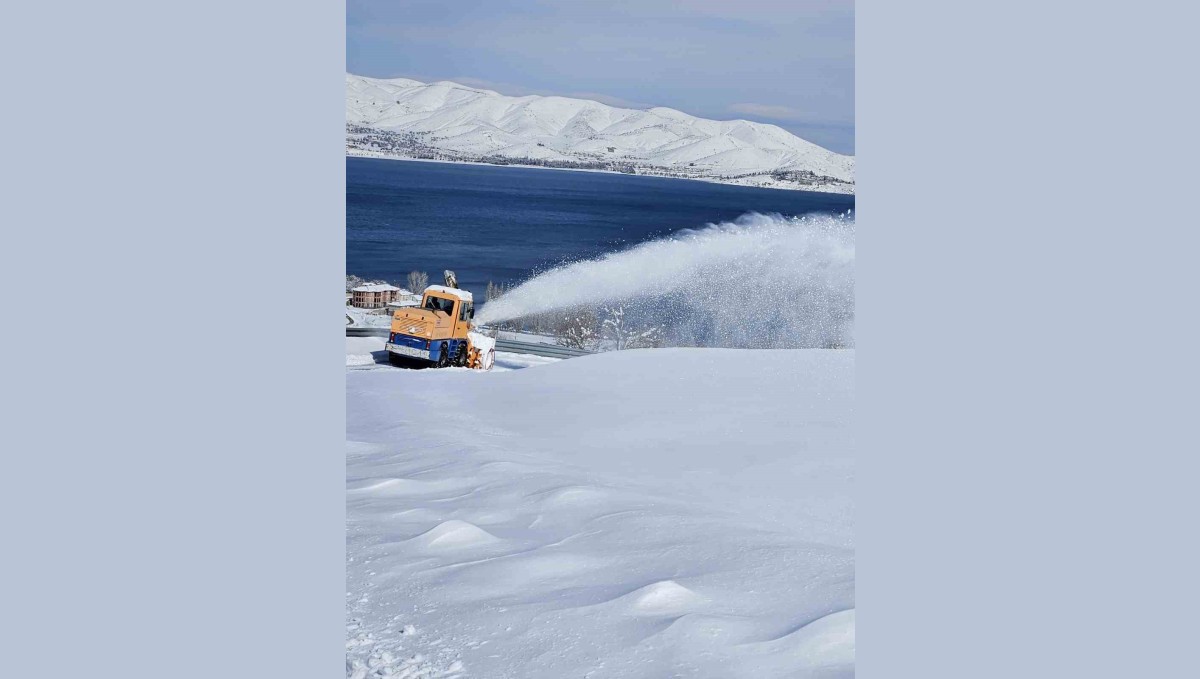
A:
[350,283,401,308]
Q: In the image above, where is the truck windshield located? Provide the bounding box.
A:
[424,296,455,315]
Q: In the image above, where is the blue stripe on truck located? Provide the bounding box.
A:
[389,333,428,350]
[390,334,462,361]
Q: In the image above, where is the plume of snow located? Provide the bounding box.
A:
[476,212,855,348]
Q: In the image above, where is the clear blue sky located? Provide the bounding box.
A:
[347,0,855,155]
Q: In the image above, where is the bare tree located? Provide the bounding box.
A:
[556,309,599,351]
[485,280,512,302]
[601,305,663,350]
[407,270,429,294]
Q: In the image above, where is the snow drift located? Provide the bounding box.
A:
[347,348,854,678]
[475,212,855,348]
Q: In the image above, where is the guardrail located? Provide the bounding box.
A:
[346,326,594,359]
[494,338,593,358]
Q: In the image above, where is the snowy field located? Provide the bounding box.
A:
[346,343,854,678]
[347,306,401,329]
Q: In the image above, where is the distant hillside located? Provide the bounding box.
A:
[346,74,854,194]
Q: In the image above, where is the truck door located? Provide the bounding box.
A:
[457,300,472,336]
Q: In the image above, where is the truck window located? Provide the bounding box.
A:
[424,296,455,315]
[460,302,472,322]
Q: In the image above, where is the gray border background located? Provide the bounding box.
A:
[4,0,345,676]
[860,0,1196,676]
[4,0,1196,677]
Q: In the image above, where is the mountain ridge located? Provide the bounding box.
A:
[346,74,854,194]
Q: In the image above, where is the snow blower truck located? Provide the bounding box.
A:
[386,270,496,370]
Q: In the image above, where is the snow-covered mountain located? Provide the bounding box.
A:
[346,74,855,194]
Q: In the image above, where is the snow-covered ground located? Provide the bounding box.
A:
[347,306,405,329]
[346,347,854,678]
[346,74,854,194]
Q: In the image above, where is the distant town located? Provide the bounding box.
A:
[346,125,854,194]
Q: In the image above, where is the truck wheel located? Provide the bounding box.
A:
[436,343,450,368]
[453,344,468,367]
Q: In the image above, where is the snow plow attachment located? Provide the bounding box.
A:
[467,331,496,371]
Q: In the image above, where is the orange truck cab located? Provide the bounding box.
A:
[386,285,475,367]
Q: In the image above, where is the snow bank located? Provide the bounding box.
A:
[345,306,393,328]
[345,337,386,367]
[346,337,386,355]
[491,351,560,371]
[347,347,854,677]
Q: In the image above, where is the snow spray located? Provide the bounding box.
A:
[474,212,855,349]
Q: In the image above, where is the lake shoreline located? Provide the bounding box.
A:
[346,150,855,196]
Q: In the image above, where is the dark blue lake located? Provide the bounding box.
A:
[347,157,854,299]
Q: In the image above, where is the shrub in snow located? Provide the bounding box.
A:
[555,309,599,350]
[601,304,664,350]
